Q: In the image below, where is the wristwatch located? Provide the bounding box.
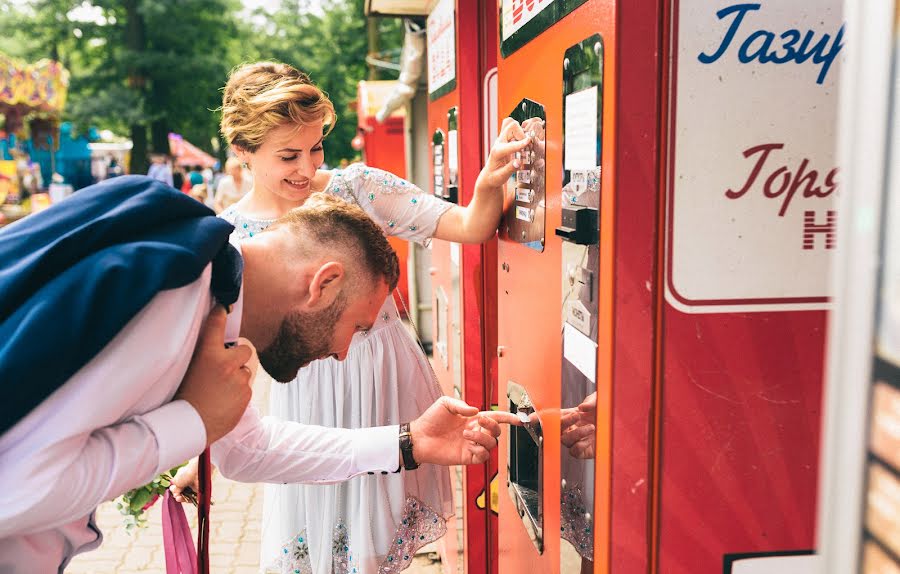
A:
[399,422,419,471]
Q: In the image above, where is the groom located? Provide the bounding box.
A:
[0,176,515,573]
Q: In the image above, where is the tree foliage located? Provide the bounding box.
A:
[0,0,403,171]
[237,0,403,165]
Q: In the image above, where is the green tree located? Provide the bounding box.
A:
[0,0,403,172]
[0,0,79,66]
[239,0,403,166]
[1,0,241,174]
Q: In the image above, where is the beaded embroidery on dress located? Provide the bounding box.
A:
[219,205,274,242]
[326,164,445,240]
[273,523,365,574]
[560,485,594,561]
[329,164,416,198]
[377,497,447,574]
[272,496,444,574]
[330,523,360,574]
[276,529,312,574]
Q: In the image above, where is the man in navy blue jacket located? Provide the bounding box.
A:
[0,177,512,573]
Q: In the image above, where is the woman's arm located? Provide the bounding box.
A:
[433,117,530,243]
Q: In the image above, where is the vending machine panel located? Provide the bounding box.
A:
[432,128,445,199]
[558,33,604,574]
[446,107,459,204]
[501,99,546,252]
[500,0,590,57]
[507,381,544,554]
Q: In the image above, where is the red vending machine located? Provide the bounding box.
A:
[356,80,412,312]
[494,1,843,573]
[649,3,840,571]
[361,2,502,570]
[424,1,502,572]
[495,3,616,572]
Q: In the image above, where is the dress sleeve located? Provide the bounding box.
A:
[327,163,453,246]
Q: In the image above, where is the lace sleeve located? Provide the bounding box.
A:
[327,163,453,246]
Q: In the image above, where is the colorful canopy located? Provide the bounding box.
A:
[0,54,69,114]
[168,133,217,169]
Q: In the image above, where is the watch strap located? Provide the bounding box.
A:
[399,422,419,471]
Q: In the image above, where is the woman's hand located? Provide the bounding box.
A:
[476,117,532,191]
[433,118,532,243]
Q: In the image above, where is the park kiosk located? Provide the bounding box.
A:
[0,53,68,154]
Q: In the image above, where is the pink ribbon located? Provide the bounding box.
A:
[198,449,211,574]
[161,490,198,574]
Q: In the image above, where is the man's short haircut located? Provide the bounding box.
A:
[270,193,400,292]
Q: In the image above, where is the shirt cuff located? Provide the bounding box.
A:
[354,424,399,473]
[140,399,208,475]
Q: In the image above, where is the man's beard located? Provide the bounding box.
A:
[258,293,347,383]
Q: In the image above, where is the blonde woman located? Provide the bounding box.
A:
[216,62,527,574]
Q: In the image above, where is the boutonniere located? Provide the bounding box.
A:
[115,463,186,531]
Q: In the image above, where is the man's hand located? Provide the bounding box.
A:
[409,397,522,466]
[174,306,257,446]
[560,392,597,459]
[170,457,201,504]
[170,458,216,505]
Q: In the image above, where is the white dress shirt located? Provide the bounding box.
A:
[0,266,398,573]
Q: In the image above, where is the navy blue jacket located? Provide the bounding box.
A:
[0,175,241,435]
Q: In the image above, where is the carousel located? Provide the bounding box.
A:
[0,53,69,223]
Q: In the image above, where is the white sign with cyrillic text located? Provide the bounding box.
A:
[667,1,844,313]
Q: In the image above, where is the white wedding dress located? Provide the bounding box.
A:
[221,163,455,574]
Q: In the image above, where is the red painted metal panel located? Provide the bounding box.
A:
[428,2,495,572]
[478,8,500,574]
[608,0,664,571]
[651,0,827,569]
[357,104,411,313]
[656,312,824,573]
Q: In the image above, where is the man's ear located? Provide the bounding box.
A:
[307,261,345,307]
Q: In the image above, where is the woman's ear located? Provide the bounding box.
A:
[307,261,345,307]
[231,145,251,167]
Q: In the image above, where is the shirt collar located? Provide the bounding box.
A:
[224,242,244,345]
[224,283,243,345]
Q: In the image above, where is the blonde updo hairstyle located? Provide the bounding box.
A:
[220,61,336,153]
